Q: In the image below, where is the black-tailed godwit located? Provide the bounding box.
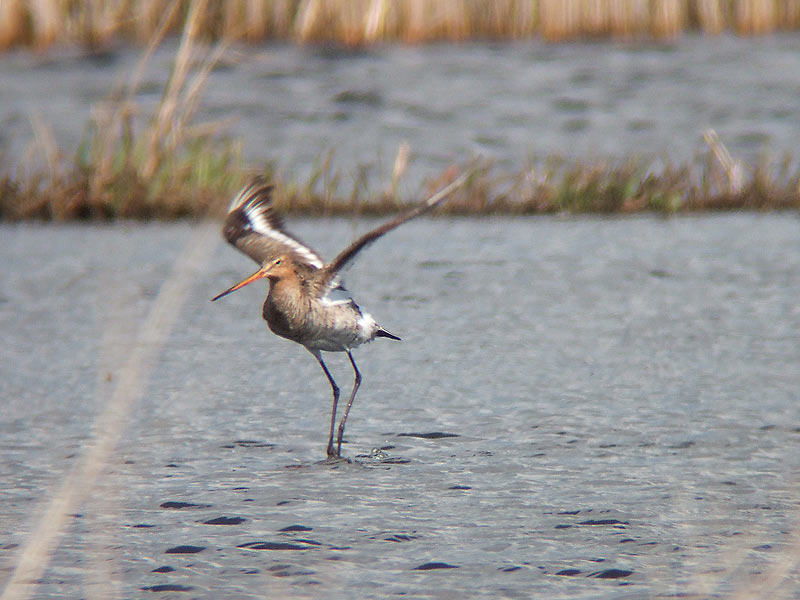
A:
[212,173,468,458]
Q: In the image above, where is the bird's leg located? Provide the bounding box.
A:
[336,350,362,457]
[313,352,340,458]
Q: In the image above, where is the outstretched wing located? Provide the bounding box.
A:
[222,177,325,270]
[314,171,471,297]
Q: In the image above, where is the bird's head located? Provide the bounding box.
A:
[211,255,293,302]
[261,255,294,279]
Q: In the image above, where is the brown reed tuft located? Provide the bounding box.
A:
[3,135,800,221]
[2,0,800,50]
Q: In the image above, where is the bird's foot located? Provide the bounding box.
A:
[325,445,354,464]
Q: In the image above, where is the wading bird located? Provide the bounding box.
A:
[212,173,468,458]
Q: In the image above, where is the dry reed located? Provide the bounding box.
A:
[0,0,243,220]
[3,137,800,220]
[3,0,800,49]
[229,136,800,217]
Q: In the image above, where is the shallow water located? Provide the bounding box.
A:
[3,35,800,188]
[1,214,799,598]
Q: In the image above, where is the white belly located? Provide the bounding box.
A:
[302,310,379,352]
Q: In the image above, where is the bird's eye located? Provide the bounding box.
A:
[274,259,282,265]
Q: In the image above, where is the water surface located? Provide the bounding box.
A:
[2,35,800,189]
[1,214,798,598]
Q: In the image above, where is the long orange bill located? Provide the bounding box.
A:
[211,268,268,301]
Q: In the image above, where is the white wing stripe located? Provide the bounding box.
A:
[229,184,252,211]
[231,184,324,269]
[249,219,324,269]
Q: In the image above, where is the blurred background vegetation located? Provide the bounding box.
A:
[3,0,800,49]
[1,0,799,219]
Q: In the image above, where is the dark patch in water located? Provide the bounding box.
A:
[280,524,313,532]
[589,568,633,579]
[160,501,209,509]
[555,97,589,112]
[385,534,417,542]
[629,119,656,131]
[131,523,155,528]
[500,565,522,572]
[334,89,383,107]
[398,432,459,439]
[238,541,310,550]
[143,584,194,592]
[554,524,572,529]
[558,510,582,515]
[234,439,275,448]
[449,485,471,490]
[579,519,628,526]
[754,544,773,551]
[669,440,695,449]
[413,562,459,570]
[204,516,246,525]
[86,50,120,67]
[151,566,174,573]
[269,562,316,578]
[556,568,582,576]
[165,545,205,554]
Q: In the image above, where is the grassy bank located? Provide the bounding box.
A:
[3,142,799,221]
[3,0,800,50]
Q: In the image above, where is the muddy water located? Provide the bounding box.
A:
[3,35,800,189]
[1,214,798,598]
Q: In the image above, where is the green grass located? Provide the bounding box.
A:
[2,144,800,221]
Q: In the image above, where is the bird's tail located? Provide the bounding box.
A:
[376,328,401,341]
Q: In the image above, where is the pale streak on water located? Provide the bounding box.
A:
[1,214,798,598]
